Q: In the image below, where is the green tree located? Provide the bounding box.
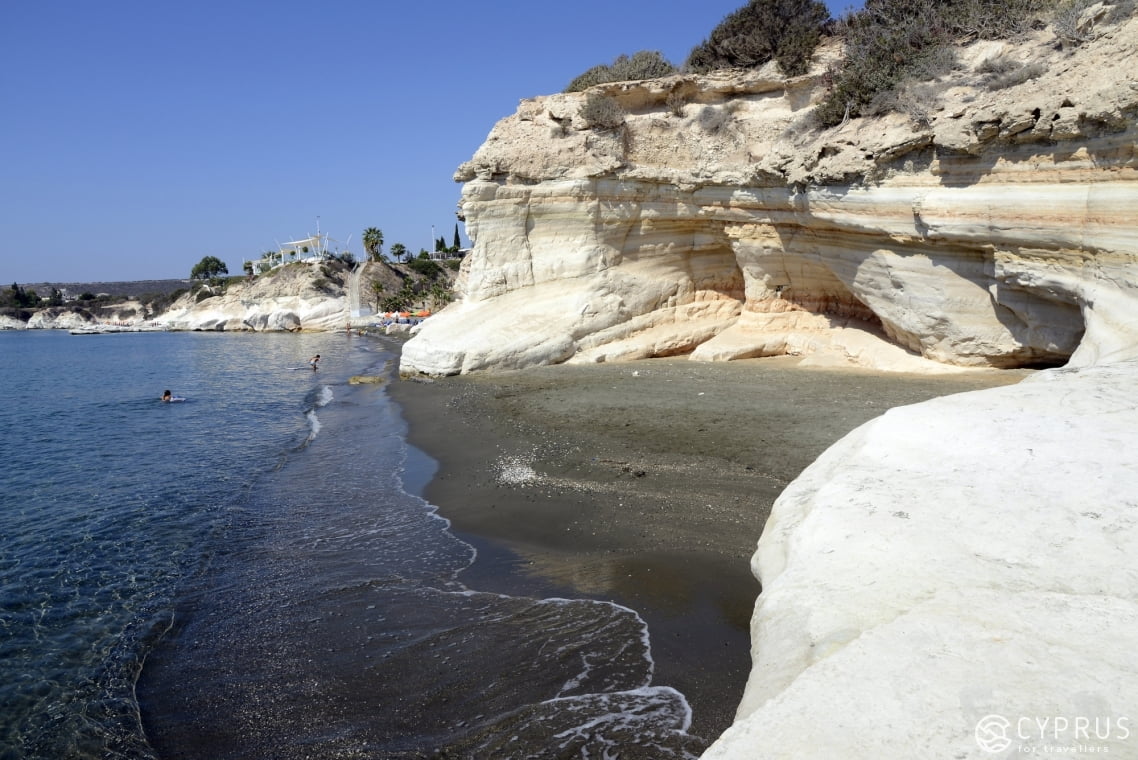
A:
[370,280,386,314]
[428,282,454,311]
[380,281,416,313]
[191,256,229,281]
[362,227,385,261]
[408,256,442,279]
[389,243,408,263]
[452,224,461,251]
[48,287,63,306]
[4,283,40,308]
[2,283,21,308]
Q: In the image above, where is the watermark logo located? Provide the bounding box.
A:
[976,714,1012,753]
[974,713,1131,754]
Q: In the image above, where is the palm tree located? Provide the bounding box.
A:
[428,282,453,311]
[389,243,408,263]
[362,227,385,262]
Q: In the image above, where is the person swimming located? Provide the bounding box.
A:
[161,390,173,402]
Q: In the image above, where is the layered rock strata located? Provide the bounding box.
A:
[401,11,1138,375]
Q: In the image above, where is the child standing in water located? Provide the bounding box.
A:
[309,354,321,371]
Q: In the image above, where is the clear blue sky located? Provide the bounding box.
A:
[2,0,862,284]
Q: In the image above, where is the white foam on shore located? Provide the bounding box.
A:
[383,378,700,756]
[303,409,322,444]
[302,386,333,445]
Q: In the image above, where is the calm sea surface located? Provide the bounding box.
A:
[0,330,698,759]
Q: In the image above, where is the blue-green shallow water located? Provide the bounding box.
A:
[0,331,699,759]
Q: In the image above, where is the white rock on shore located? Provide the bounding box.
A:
[159,293,347,332]
[703,360,1138,759]
[394,8,1138,758]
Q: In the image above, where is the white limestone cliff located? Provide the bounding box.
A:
[401,9,1138,376]
[703,360,1138,759]
[159,262,350,332]
[397,6,1138,758]
[5,265,352,333]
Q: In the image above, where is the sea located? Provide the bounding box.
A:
[0,330,701,759]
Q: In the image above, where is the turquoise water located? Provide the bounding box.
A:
[0,331,698,759]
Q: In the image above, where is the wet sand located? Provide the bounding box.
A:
[388,355,1026,742]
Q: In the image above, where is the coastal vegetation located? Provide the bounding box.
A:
[580,93,627,129]
[367,252,455,314]
[563,0,1127,127]
[811,0,1087,127]
[363,227,385,262]
[190,255,228,282]
[2,282,54,309]
[565,51,678,92]
[685,0,829,76]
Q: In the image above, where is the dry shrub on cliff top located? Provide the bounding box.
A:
[1052,0,1137,46]
[814,0,1055,127]
[565,51,677,93]
[579,93,626,129]
[685,0,830,76]
[976,53,1048,90]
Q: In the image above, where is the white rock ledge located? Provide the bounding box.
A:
[703,360,1138,759]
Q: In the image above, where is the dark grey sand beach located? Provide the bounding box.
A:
[388,355,1027,741]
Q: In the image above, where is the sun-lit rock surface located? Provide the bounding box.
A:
[160,264,348,332]
[402,10,1138,376]
[399,6,1138,758]
[703,360,1138,759]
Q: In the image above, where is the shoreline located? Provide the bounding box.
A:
[387,354,1027,742]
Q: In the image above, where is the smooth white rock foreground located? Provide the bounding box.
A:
[703,361,1138,759]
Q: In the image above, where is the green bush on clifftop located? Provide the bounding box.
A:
[814,0,1057,127]
[685,0,830,76]
[565,51,677,92]
[559,0,1131,132]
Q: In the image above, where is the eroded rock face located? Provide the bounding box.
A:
[160,265,347,332]
[397,10,1138,758]
[403,13,1138,375]
[27,309,97,330]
